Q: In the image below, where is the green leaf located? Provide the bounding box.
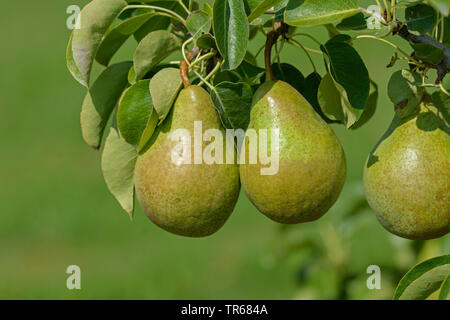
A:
[274,0,290,21]
[431,90,450,125]
[388,70,423,118]
[133,30,182,82]
[248,0,284,22]
[271,63,305,93]
[439,274,450,300]
[321,36,369,111]
[337,12,367,30]
[427,0,450,16]
[393,254,450,300]
[302,72,337,124]
[81,61,133,149]
[213,71,242,85]
[213,0,249,70]
[137,109,159,154]
[412,43,445,65]
[406,4,437,34]
[187,11,211,43]
[197,33,217,49]
[101,127,137,217]
[285,0,360,27]
[96,12,156,66]
[349,80,378,129]
[66,33,85,87]
[134,15,171,42]
[117,80,153,147]
[443,17,450,47]
[149,68,183,123]
[71,0,127,87]
[211,81,253,130]
[236,60,265,85]
[317,73,346,123]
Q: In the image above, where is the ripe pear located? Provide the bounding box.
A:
[134,85,240,237]
[240,80,346,224]
[364,97,450,240]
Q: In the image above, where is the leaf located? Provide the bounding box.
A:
[187,11,212,43]
[213,0,249,70]
[388,69,423,118]
[412,43,445,65]
[248,0,284,22]
[271,63,305,93]
[197,33,217,49]
[149,68,183,122]
[439,274,450,300]
[117,80,153,147]
[81,61,133,149]
[96,12,156,66]
[431,91,450,125]
[71,0,127,87]
[393,254,450,300]
[427,0,450,16]
[137,109,160,153]
[101,127,137,217]
[134,15,171,42]
[317,73,345,123]
[274,0,290,21]
[285,0,360,27]
[302,72,337,124]
[133,30,182,82]
[337,12,367,30]
[213,70,242,85]
[349,80,378,129]
[406,4,437,34]
[66,32,85,87]
[211,81,253,130]
[235,60,265,85]
[322,35,370,110]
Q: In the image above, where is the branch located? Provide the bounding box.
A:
[393,22,450,84]
[180,46,200,87]
[265,22,289,81]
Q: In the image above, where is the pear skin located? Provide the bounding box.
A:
[134,85,240,237]
[364,98,450,240]
[240,80,346,224]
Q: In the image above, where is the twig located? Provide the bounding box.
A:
[264,22,289,81]
[393,22,450,83]
[125,5,187,26]
[287,39,317,73]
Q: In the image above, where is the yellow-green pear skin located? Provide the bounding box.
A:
[134,85,240,237]
[364,99,450,240]
[240,81,346,224]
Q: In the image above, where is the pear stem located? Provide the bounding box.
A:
[180,46,200,87]
[264,22,289,82]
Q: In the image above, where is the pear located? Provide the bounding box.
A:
[240,80,346,224]
[364,97,450,240]
[134,85,240,237]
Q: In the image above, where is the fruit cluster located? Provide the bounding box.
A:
[67,0,449,240]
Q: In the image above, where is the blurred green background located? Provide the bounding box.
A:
[0,0,448,299]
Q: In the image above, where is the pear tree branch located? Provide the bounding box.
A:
[393,22,450,84]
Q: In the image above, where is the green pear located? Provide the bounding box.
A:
[134,85,240,237]
[364,97,450,240]
[240,80,346,224]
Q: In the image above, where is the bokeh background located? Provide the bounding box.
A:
[0,0,448,299]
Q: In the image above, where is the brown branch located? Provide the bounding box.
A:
[180,46,200,87]
[265,22,289,81]
[393,22,450,84]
